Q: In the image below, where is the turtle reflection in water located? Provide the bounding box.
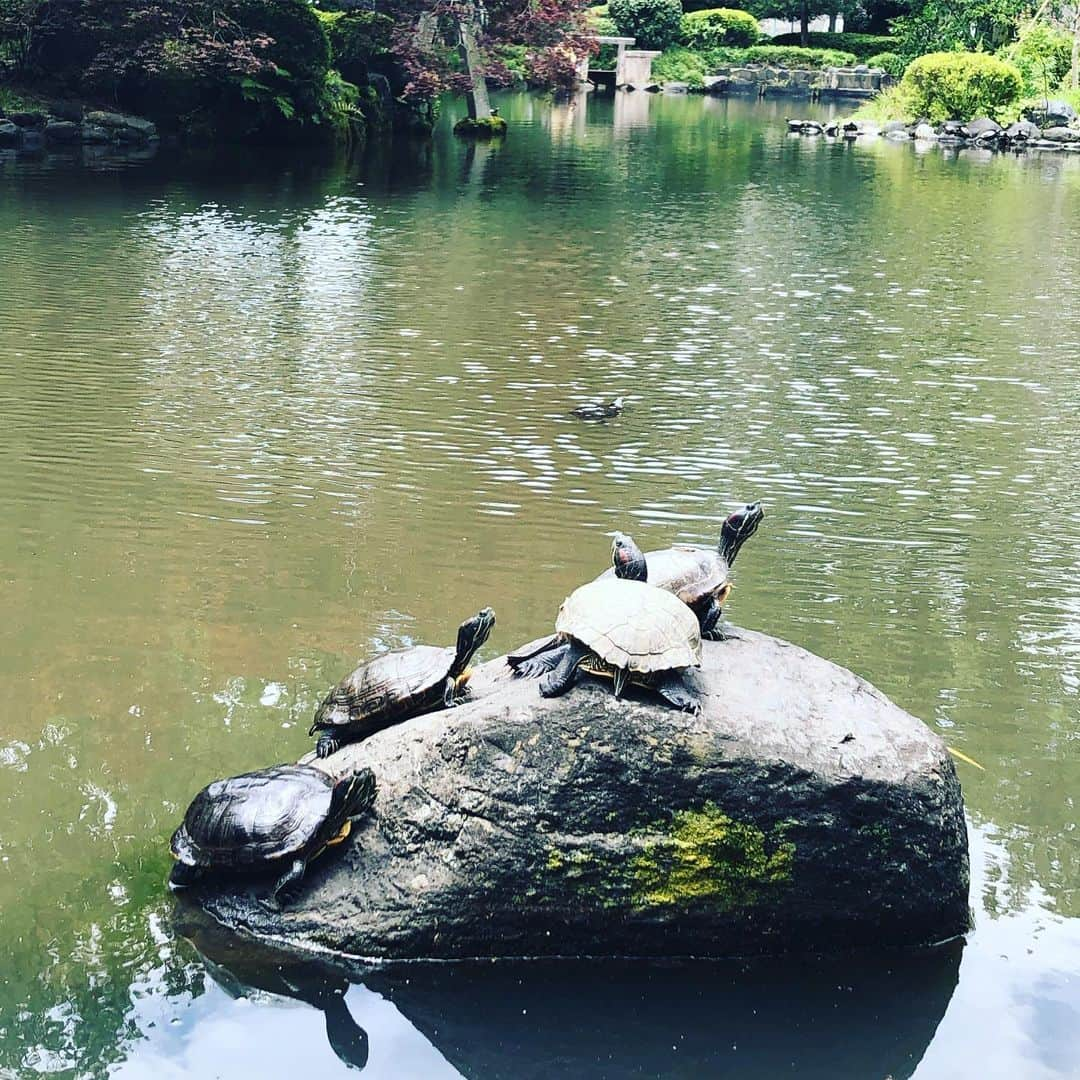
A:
[178,911,370,1071]
[169,764,376,909]
[309,607,496,758]
[598,501,763,640]
[510,535,702,713]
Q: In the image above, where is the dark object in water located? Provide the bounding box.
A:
[571,396,624,420]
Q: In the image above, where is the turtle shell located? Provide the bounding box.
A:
[556,579,701,675]
[312,645,456,736]
[170,765,340,871]
[598,545,727,608]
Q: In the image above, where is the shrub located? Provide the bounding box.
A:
[316,9,392,84]
[866,51,906,76]
[680,8,759,48]
[652,43,712,84]
[900,51,1022,121]
[999,21,1073,98]
[768,32,894,60]
[24,0,334,136]
[739,44,856,67]
[609,0,684,50]
[850,82,916,121]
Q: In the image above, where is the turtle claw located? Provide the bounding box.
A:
[315,733,340,759]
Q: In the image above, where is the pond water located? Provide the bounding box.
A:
[1,91,1079,1078]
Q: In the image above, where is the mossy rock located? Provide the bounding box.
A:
[453,115,508,138]
[196,628,969,960]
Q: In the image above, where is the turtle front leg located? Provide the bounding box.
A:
[701,597,738,641]
[263,857,307,910]
[653,672,700,715]
[514,643,570,680]
[539,642,588,698]
[316,731,343,759]
[168,861,206,891]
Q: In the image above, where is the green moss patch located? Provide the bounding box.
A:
[631,803,794,909]
[545,803,794,913]
[453,115,508,137]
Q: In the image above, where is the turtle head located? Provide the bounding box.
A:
[336,767,377,819]
[611,533,648,582]
[455,607,496,671]
[719,501,763,565]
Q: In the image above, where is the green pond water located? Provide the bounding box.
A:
[1,91,1078,1078]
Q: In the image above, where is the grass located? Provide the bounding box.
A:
[0,84,51,114]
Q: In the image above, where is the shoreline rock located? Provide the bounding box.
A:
[193,627,970,961]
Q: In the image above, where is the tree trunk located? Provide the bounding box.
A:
[1072,21,1079,89]
[458,18,491,120]
[828,10,837,32]
[800,0,810,45]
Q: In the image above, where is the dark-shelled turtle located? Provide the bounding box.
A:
[598,501,763,639]
[509,538,702,712]
[309,607,495,758]
[169,764,376,908]
[571,397,624,421]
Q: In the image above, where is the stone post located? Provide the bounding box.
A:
[458,17,491,120]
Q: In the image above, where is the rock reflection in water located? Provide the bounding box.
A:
[177,906,961,1079]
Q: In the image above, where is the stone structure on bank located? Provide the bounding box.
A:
[787,101,1080,155]
[194,628,971,961]
[0,105,158,151]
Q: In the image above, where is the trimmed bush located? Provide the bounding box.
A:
[609,0,684,51]
[901,51,1023,122]
[768,32,894,60]
[652,44,713,84]
[866,51,906,76]
[680,8,759,48]
[739,44,856,68]
[999,22,1073,98]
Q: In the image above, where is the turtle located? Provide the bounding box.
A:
[169,764,376,908]
[597,501,763,640]
[508,539,702,713]
[309,607,495,758]
[964,117,1003,140]
[572,396,624,421]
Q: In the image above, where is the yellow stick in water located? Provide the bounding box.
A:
[947,746,986,772]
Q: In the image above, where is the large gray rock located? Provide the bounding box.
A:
[0,120,19,146]
[196,629,970,960]
[1041,126,1080,143]
[43,120,80,144]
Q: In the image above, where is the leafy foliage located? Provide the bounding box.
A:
[998,20,1073,97]
[652,42,715,82]
[900,50,1023,120]
[609,0,685,49]
[865,49,906,74]
[315,8,392,84]
[13,0,333,132]
[892,0,1026,58]
[768,31,895,58]
[681,8,760,47]
[738,43,856,65]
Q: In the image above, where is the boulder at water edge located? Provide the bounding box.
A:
[197,628,970,959]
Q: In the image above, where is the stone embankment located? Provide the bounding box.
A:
[651,64,893,99]
[0,105,157,151]
[787,99,1080,154]
[192,628,971,962]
